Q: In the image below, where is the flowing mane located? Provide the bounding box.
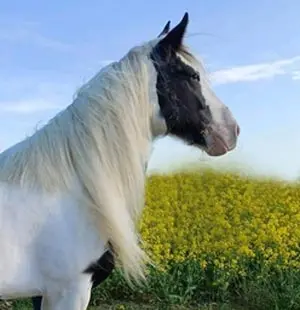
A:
[0,41,160,281]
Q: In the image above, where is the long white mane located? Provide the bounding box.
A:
[0,41,159,282]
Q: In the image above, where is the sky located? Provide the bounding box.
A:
[1,0,300,180]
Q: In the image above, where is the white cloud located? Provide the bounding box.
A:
[0,58,117,115]
[210,56,300,85]
[0,21,72,51]
[291,71,300,80]
[0,99,62,114]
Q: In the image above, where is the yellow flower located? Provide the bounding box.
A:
[137,169,300,274]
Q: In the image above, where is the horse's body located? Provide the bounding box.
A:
[0,13,240,309]
[0,185,104,305]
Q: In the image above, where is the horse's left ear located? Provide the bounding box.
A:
[158,21,171,37]
[157,12,189,54]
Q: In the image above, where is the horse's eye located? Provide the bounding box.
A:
[192,73,200,81]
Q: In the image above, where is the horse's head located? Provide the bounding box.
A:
[150,13,240,156]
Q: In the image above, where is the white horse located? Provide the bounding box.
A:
[0,13,240,310]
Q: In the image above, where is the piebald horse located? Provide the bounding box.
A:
[0,13,240,310]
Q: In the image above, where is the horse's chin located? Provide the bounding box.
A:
[205,146,228,157]
[194,131,230,157]
[195,144,228,157]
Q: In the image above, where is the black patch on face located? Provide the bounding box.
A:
[150,48,212,147]
[150,12,213,148]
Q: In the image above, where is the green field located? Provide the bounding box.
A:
[3,168,300,310]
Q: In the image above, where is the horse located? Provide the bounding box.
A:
[0,12,240,310]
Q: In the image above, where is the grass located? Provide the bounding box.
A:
[1,302,231,310]
[1,301,232,310]
[1,300,240,310]
[4,261,300,310]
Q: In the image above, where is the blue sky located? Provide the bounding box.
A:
[1,0,300,180]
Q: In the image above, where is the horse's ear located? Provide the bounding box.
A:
[158,21,171,37]
[157,12,189,54]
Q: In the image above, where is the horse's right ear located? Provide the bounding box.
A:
[158,21,171,37]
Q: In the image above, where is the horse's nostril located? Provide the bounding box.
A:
[236,124,240,136]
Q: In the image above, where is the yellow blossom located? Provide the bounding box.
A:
[138,169,300,275]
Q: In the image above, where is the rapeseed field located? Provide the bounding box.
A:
[141,169,300,273]
[10,168,300,310]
